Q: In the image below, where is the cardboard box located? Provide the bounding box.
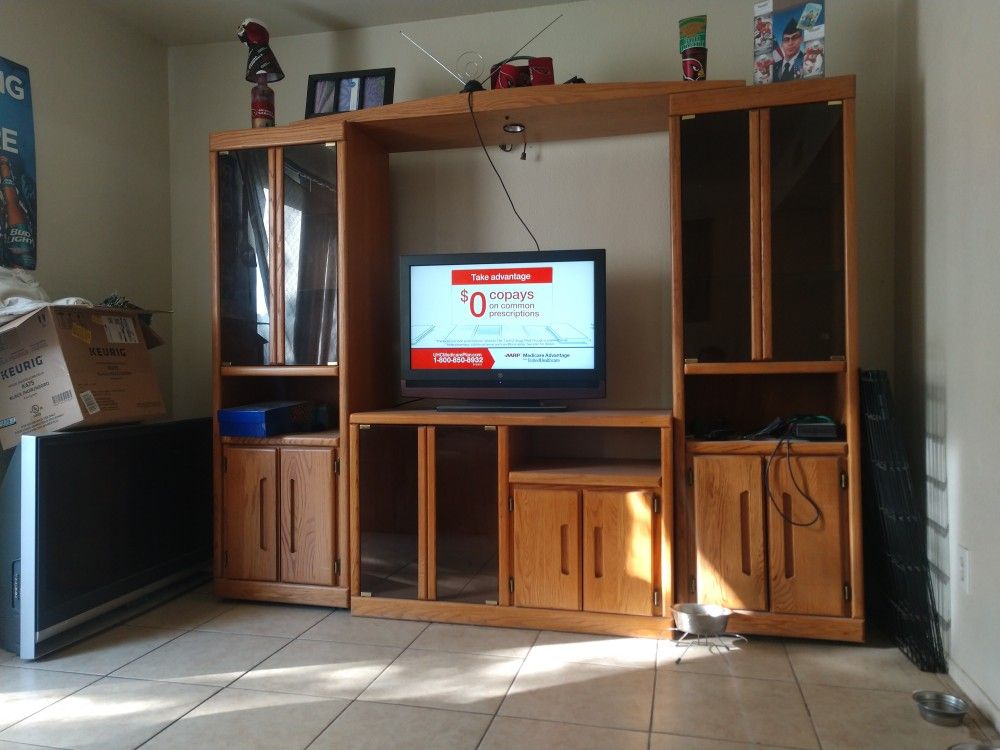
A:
[0,306,166,449]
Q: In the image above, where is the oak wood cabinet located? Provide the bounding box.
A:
[692,451,849,618]
[210,76,862,641]
[221,445,337,587]
[511,485,658,616]
[670,77,863,642]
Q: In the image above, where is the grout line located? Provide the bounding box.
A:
[304,617,435,748]
[473,629,542,749]
[785,640,825,750]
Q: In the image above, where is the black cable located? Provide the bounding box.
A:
[466,90,541,252]
[763,420,823,527]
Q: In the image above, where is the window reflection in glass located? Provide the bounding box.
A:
[282,144,338,366]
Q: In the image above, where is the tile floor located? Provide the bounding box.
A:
[0,587,997,750]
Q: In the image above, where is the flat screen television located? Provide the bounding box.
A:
[400,249,606,404]
[0,419,212,659]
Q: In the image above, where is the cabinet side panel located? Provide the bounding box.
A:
[279,448,336,585]
[582,489,654,616]
[693,455,767,611]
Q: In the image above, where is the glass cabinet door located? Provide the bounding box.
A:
[358,426,420,599]
[282,143,339,366]
[217,149,271,366]
[768,102,845,360]
[681,111,753,363]
[432,426,499,604]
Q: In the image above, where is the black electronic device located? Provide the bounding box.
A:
[400,249,606,406]
[0,419,212,659]
[745,415,839,441]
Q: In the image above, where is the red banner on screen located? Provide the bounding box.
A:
[451,267,552,285]
[411,348,496,369]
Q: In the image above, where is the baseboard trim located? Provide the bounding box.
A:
[945,656,1000,737]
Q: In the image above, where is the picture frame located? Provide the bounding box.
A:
[305,68,395,118]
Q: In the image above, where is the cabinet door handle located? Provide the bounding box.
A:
[259,478,267,551]
[783,493,795,578]
[560,524,570,575]
[289,478,296,554]
[739,490,751,576]
[593,526,604,579]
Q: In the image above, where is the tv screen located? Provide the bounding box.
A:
[400,249,606,401]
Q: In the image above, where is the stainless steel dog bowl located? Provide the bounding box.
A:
[671,603,732,636]
[912,690,969,727]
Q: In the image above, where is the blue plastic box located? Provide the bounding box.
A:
[217,401,310,438]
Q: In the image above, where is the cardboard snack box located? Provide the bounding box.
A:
[0,305,165,449]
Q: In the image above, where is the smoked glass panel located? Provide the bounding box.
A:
[282,143,339,365]
[681,111,752,362]
[769,103,845,360]
[358,426,419,599]
[433,426,498,604]
[217,149,271,366]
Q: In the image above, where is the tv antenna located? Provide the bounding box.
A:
[400,14,563,93]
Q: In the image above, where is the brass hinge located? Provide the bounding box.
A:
[684,357,698,363]
[360,591,372,597]
[483,425,496,432]
[359,424,372,430]
[828,100,843,106]
[686,468,694,486]
[508,495,514,513]
[681,114,696,121]
[689,576,696,595]
[223,551,229,570]
[334,458,341,475]
[222,455,227,473]
[840,472,848,490]
[844,583,852,601]
[830,354,846,361]
[508,577,515,593]
[485,599,498,606]
[653,495,661,514]
[334,559,341,576]
[653,590,660,607]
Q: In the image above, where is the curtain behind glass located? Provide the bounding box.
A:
[283,158,338,365]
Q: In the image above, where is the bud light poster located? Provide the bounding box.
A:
[0,56,37,270]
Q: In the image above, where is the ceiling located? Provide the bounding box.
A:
[89,0,576,46]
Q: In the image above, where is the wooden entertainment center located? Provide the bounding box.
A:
[210,75,862,642]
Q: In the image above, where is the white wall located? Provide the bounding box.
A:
[0,0,173,408]
[168,0,898,416]
[895,0,1000,726]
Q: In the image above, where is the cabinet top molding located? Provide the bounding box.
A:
[211,80,756,153]
[349,408,672,427]
[210,76,855,153]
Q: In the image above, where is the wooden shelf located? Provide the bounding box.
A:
[509,459,661,488]
[221,365,339,377]
[684,361,846,376]
[221,430,341,447]
[350,408,671,428]
[686,440,847,456]
[210,81,745,154]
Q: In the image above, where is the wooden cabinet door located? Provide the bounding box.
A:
[512,487,581,611]
[222,447,278,581]
[279,448,336,585]
[693,455,768,611]
[767,456,848,616]
[582,489,655,616]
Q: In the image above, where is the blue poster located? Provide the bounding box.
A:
[0,56,37,270]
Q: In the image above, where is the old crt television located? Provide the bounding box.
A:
[400,249,606,402]
[0,419,212,659]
